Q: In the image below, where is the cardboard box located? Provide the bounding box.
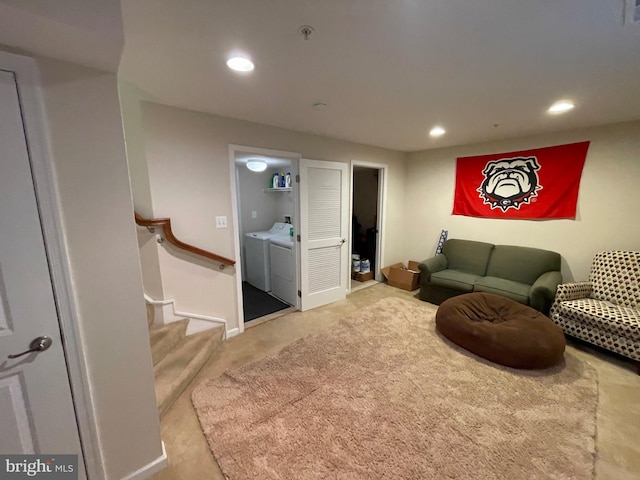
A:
[352,271,374,282]
[407,260,421,272]
[408,260,421,285]
[381,262,420,291]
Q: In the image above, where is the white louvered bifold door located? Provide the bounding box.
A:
[299,159,349,311]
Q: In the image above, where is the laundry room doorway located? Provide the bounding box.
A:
[229,145,301,332]
[349,161,387,292]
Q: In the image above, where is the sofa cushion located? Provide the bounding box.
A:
[430,270,482,292]
[555,298,640,341]
[473,276,530,305]
[589,251,640,308]
[441,239,494,276]
[551,315,640,361]
[487,245,561,285]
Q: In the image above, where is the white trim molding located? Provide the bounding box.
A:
[350,160,388,285]
[144,294,227,337]
[228,144,302,334]
[0,49,104,479]
[120,441,168,480]
[226,327,241,338]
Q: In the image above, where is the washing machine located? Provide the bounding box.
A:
[270,234,296,306]
[244,222,290,291]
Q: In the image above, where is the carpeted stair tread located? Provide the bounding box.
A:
[149,319,189,366]
[154,326,224,418]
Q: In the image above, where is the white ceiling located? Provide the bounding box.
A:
[4,1,639,152]
[0,0,123,72]
[118,0,640,152]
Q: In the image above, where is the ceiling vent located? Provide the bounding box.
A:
[625,0,640,24]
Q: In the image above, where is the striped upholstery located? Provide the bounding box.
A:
[550,251,640,362]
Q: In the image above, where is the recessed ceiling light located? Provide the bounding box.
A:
[548,100,575,114]
[226,56,254,72]
[429,126,446,137]
[246,159,267,172]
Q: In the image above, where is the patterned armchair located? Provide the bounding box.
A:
[550,251,640,372]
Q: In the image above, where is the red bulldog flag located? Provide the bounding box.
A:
[453,141,590,219]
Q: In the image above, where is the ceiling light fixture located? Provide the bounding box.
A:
[429,126,446,137]
[246,159,267,172]
[548,100,575,114]
[227,56,254,72]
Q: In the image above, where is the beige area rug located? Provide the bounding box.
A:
[192,297,598,480]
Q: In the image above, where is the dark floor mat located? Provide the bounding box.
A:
[242,281,290,322]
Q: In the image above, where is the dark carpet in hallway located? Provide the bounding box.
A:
[242,282,289,322]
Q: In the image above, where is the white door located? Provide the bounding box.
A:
[0,69,85,462]
[299,159,349,311]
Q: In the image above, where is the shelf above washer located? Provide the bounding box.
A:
[263,187,292,192]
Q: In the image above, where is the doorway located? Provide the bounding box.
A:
[350,161,387,292]
[0,53,87,474]
[229,146,301,331]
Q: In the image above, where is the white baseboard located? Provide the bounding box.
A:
[120,441,168,480]
[226,327,240,338]
[144,294,227,337]
[158,300,185,323]
[186,317,222,336]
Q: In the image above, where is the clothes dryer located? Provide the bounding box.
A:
[270,235,296,306]
[244,222,290,291]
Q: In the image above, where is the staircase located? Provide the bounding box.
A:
[147,305,224,417]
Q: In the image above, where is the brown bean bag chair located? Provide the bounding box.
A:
[436,292,566,369]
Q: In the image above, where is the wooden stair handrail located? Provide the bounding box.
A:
[135,213,235,269]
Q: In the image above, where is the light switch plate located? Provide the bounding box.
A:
[251,211,257,219]
[215,216,227,228]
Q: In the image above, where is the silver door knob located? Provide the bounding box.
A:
[8,336,53,359]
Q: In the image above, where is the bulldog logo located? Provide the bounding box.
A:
[477,156,542,212]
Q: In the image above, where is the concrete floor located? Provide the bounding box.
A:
[151,284,640,480]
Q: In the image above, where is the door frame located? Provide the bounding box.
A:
[349,160,388,286]
[1,50,101,478]
[228,144,302,336]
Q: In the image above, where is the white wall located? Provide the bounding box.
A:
[238,166,282,235]
[405,120,640,282]
[0,0,123,72]
[119,80,164,299]
[133,100,406,333]
[136,227,165,300]
[237,165,279,280]
[275,192,295,228]
[271,169,295,227]
[36,56,163,479]
[119,80,155,215]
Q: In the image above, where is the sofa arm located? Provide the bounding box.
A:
[529,271,563,314]
[554,281,592,302]
[418,254,448,280]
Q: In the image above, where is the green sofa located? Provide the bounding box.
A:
[418,239,562,314]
